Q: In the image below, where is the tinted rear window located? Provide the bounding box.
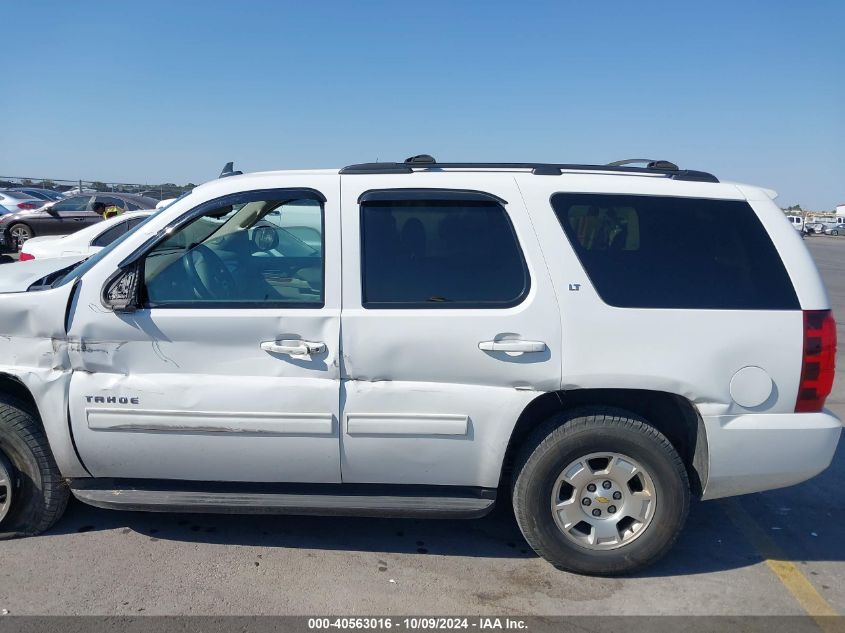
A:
[361,199,529,308]
[551,193,798,310]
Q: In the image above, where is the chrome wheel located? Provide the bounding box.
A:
[0,452,13,524]
[551,452,656,550]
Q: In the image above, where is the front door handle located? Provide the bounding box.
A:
[478,340,547,353]
[261,340,326,356]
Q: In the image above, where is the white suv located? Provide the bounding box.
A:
[0,156,839,576]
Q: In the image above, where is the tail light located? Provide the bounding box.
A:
[17,202,38,210]
[18,252,34,261]
[795,310,836,412]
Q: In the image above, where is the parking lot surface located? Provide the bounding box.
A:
[0,238,843,616]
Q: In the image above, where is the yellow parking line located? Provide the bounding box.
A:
[721,498,842,632]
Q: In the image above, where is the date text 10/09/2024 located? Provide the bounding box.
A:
[308,618,528,630]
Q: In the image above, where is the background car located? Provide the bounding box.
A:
[19,210,153,261]
[786,214,803,232]
[0,192,157,250]
[0,190,46,214]
[10,187,64,201]
[60,186,97,196]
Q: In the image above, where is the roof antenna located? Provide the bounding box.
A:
[219,161,243,178]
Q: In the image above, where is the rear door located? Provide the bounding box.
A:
[338,173,562,488]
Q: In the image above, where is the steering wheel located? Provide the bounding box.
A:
[181,243,238,300]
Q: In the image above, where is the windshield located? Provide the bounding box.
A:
[51,191,192,288]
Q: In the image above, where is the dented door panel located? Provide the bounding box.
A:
[338,173,563,488]
[341,380,540,486]
[66,310,341,481]
[63,174,343,483]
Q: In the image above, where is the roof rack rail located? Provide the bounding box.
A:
[340,155,718,183]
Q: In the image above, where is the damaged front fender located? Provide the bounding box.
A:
[0,280,91,478]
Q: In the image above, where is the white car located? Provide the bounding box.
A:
[19,210,152,261]
[0,155,839,577]
[61,187,97,197]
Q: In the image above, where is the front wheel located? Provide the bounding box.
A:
[0,395,69,539]
[512,408,690,576]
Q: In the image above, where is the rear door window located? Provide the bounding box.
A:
[360,195,529,308]
[95,195,127,210]
[551,193,799,310]
[92,217,148,247]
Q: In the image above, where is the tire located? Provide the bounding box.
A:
[512,408,689,576]
[0,394,69,539]
[7,223,33,251]
[831,230,838,236]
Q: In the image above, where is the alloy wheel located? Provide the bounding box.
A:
[10,226,31,249]
[551,452,657,550]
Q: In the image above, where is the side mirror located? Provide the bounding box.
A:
[101,263,141,312]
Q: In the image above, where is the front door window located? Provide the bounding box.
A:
[142,195,324,307]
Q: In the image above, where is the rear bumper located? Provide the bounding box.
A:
[701,410,842,500]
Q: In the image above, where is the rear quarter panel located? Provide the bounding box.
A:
[516,174,804,419]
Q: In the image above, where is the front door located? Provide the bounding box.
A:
[338,175,562,489]
[37,195,92,236]
[68,177,342,483]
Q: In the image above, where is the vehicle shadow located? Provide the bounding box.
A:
[46,443,844,576]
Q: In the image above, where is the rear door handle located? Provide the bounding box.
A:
[261,340,326,356]
[478,340,546,353]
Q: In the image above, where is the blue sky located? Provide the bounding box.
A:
[2,1,843,209]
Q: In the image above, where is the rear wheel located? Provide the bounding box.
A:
[0,395,69,539]
[8,223,33,250]
[512,408,689,576]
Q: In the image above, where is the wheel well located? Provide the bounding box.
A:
[0,374,41,420]
[502,389,707,496]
